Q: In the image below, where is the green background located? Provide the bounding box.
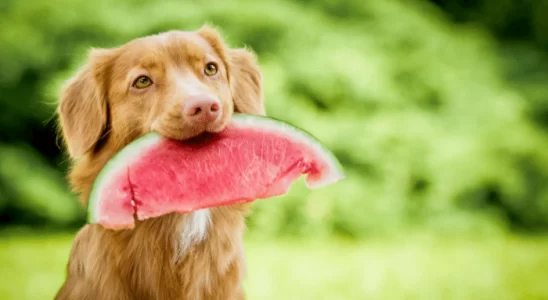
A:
[2,0,548,299]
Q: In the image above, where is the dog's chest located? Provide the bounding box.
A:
[176,209,211,257]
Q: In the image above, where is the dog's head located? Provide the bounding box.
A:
[57,26,263,201]
[57,26,264,160]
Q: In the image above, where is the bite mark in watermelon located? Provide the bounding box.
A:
[88,114,344,230]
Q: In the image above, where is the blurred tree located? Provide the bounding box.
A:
[430,0,548,130]
[1,0,548,237]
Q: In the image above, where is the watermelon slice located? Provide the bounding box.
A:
[88,114,344,230]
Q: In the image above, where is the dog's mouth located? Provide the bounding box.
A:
[150,116,230,141]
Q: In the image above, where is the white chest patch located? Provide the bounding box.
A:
[176,209,211,259]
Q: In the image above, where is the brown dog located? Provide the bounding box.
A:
[55,25,264,300]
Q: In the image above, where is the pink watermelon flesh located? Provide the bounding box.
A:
[89,114,344,230]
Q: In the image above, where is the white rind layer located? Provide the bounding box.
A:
[87,114,345,223]
[88,134,163,223]
[230,114,345,188]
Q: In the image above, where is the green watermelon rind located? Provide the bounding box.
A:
[229,114,345,187]
[87,133,163,224]
[87,113,345,224]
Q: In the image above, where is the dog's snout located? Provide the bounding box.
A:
[183,94,221,123]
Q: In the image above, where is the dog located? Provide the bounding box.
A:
[55,25,264,300]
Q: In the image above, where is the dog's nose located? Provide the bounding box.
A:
[183,94,221,123]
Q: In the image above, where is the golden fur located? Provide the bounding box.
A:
[55,26,264,300]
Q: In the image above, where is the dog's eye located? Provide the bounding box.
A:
[133,76,153,89]
[204,62,218,76]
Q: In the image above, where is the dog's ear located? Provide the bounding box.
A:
[228,48,264,115]
[197,25,264,115]
[57,48,115,158]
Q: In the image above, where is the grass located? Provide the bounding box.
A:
[1,230,548,300]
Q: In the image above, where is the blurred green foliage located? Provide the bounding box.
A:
[1,0,548,239]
